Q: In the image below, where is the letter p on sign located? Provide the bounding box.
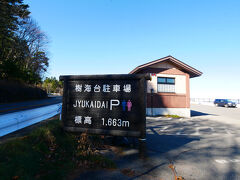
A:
[110,99,120,110]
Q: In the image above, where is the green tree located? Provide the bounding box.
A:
[0,0,49,84]
[43,77,62,94]
[0,0,30,79]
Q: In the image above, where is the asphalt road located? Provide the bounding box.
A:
[142,104,240,180]
[76,104,240,180]
[191,103,240,127]
[0,96,62,115]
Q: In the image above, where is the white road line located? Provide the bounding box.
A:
[215,159,240,164]
[225,129,231,135]
[176,128,184,135]
[230,159,240,163]
[160,126,169,131]
[191,127,200,135]
[215,159,228,164]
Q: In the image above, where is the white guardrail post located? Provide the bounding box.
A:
[0,103,62,137]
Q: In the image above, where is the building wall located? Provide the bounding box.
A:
[131,57,201,117]
[147,73,186,94]
[147,93,189,108]
[146,108,190,117]
[142,67,190,117]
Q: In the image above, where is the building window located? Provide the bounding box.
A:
[157,77,175,93]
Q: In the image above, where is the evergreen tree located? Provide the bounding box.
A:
[0,0,49,84]
[0,0,30,78]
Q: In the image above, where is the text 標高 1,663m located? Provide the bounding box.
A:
[101,118,130,127]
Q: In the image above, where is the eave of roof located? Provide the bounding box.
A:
[129,55,202,78]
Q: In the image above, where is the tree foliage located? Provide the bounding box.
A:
[42,77,63,94]
[0,0,49,84]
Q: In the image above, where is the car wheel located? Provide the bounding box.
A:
[225,104,229,108]
[215,104,218,107]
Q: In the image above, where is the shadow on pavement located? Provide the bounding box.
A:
[75,117,240,180]
[191,110,216,117]
[147,134,200,154]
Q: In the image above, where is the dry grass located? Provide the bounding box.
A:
[0,119,116,180]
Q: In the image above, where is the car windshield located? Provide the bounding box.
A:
[226,99,234,103]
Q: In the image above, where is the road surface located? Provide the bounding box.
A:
[191,103,240,126]
[142,104,240,180]
[0,96,62,115]
[75,104,240,180]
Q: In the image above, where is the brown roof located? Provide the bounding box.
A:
[129,55,202,78]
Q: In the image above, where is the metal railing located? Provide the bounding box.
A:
[191,98,240,104]
[0,103,62,137]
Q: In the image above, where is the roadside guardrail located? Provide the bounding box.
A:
[0,103,62,137]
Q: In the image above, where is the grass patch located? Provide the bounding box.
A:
[0,119,116,180]
[164,114,181,118]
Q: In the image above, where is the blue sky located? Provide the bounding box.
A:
[24,0,240,99]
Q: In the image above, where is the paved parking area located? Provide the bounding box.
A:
[191,103,240,127]
[147,116,240,136]
[143,104,240,180]
[76,104,240,180]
